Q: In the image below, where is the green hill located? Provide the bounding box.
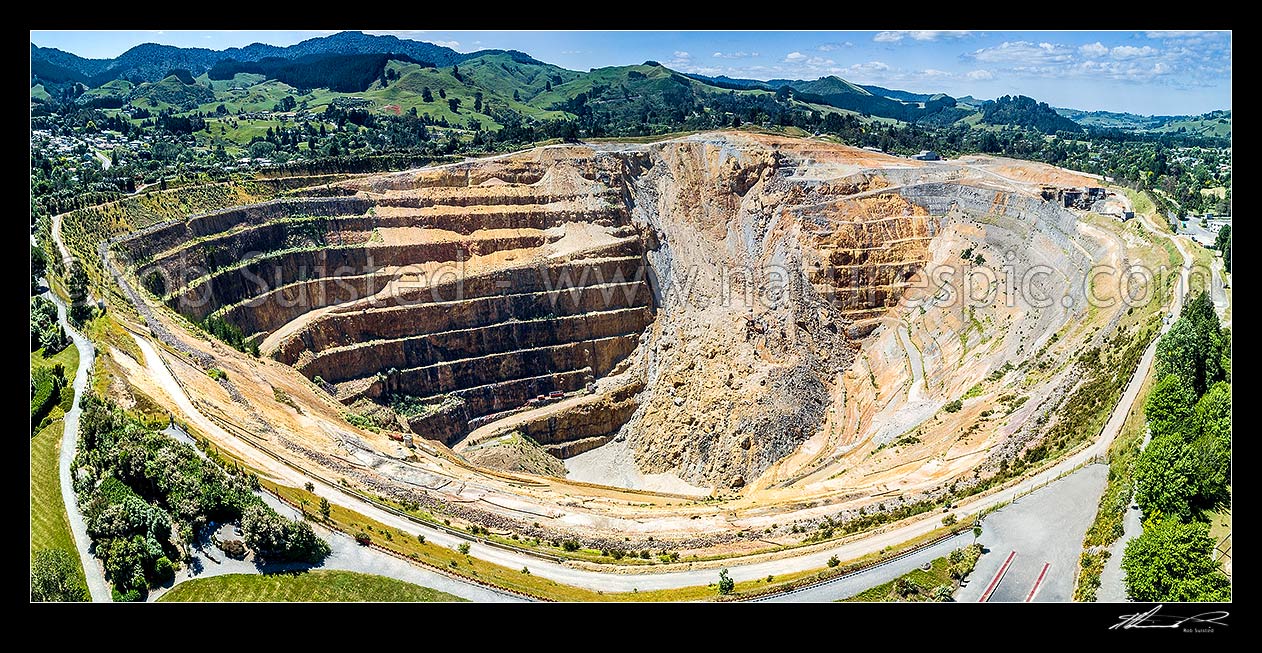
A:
[80,78,134,100]
[128,74,215,111]
[981,95,1083,134]
[1153,110,1231,138]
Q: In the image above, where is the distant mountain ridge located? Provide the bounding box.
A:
[31,31,542,86]
[31,31,1228,135]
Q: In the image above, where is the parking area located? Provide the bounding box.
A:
[955,464,1109,603]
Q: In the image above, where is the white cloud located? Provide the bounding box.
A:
[875,30,971,43]
[967,41,1074,65]
[967,38,1216,86]
[431,40,460,49]
[966,69,994,80]
[817,42,852,51]
[561,50,583,55]
[1111,45,1157,59]
[1144,30,1226,39]
[846,61,890,73]
[1079,42,1109,57]
[712,51,757,59]
[921,69,951,77]
[784,51,807,62]
[807,56,835,66]
[673,51,691,60]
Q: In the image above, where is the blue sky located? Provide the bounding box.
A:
[30,30,1231,115]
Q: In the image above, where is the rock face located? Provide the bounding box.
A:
[113,132,1120,490]
[621,137,859,488]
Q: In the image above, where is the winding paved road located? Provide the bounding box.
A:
[45,290,112,602]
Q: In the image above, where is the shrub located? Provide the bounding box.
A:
[717,568,735,595]
[942,513,958,526]
[355,531,372,546]
[944,399,963,413]
[827,555,840,568]
[416,534,426,544]
[152,556,175,582]
[561,539,580,552]
[219,539,247,559]
[457,543,471,555]
[112,588,143,602]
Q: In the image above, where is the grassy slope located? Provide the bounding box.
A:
[1153,113,1232,138]
[30,339,88,591]
[157,570,466,602]
[31,419,82,564]
[843,555,954,602]
[31,339,82,574]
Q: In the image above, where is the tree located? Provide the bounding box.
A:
[422,87,434,102]
[717,568,735,595]
[1121,518,1230,602]
[1144,374,1197,440]
[448,98,461,114]
[31,549,88,602]
[249,141,277,159]
[67,260,88,305]
[474,92,483,113]
[973,525,982,542]
[439,88,446,99]
[1133,435,1201,522]
[31,245,47,279]
[1214,224,1231,272]
[451,65,462,82]
[545,80,552,92]
[827,555,840,568]
[319,497,331,521]
[457,542,471,555]
[1156,292,1225,397]
[1195,381,1232,443]
[304,481,315,492]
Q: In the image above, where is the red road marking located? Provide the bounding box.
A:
[978,551,1016,602]
[1024,563,1051,602]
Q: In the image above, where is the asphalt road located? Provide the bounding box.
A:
[956,464,1108,603]
[45,289,112,602]
[143,450,520,603]
[756,531,972,602]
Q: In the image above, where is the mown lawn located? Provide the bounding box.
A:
[842,555,957,602]
[157,570,466,602]
[30,416,88,593]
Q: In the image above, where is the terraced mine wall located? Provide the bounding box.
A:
[111,138,1109,488]
[115,153,658,454]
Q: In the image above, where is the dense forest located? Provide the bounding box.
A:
[208,53,429,93]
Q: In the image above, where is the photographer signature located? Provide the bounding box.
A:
[1111,605,1229,630]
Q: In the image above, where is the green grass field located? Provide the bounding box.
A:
[157,570,467,602]
[31,336,87,591]
[842,555,955,602]
[30,417,88,592]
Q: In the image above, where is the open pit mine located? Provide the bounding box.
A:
[106,131,1148,557]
